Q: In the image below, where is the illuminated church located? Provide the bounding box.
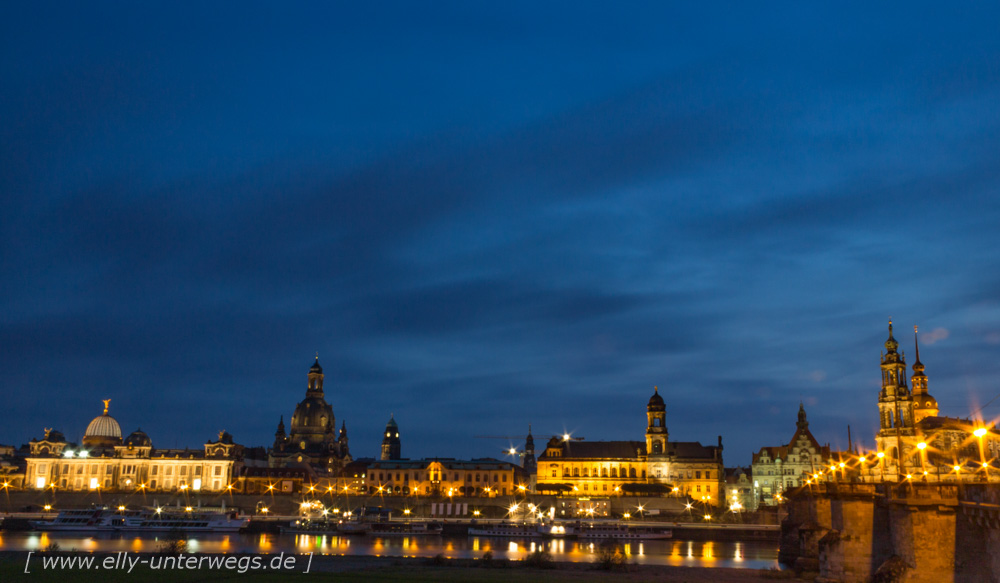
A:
[269,357,351,473]
[860,321,1000,482]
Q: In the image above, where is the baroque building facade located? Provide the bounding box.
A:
[363,458,527,497]
[536,387,725,506]
[23,401,242,493]
[269,357,351,473]
[859,322,1000,482]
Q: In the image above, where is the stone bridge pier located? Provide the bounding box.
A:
[780,482,1000,582]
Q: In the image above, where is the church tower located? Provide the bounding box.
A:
[910,326,939,423]
[876,320,916,474]
[645,386,668,455]
[272,416,288,452]
[877,320,915,435]
[381,415,401,460]
[523,425,537,475]
[270,355,350,471]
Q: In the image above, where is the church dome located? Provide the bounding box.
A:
[124,428,151,448]
[83,400,122,447]
[647,387,665,411]
[291,396,335,437]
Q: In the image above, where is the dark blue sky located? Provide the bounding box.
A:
[3,3,1000,466]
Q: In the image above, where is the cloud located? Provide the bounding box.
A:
[922,328,950,346]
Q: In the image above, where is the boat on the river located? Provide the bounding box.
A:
[282,519,442,536]
[575,522,672,540]
[369,521,443,536]
[467,521,541,538]
[30,507,248,533]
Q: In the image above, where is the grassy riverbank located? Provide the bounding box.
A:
[1,552,802,582]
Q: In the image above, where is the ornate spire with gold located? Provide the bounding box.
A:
[877,319,914,440]
[911,325,938,422]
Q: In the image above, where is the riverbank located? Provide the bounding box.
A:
[1,552,804,582]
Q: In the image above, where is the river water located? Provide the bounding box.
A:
[0,531,779,569]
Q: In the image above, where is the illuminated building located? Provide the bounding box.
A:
[536,387,725,506]
[364,458,526,496]
[751,404,830,505]
[23,401,242,492]
[861,322,1000,482]
[724,466,755,510]
[269,357,351,473]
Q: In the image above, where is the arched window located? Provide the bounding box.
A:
[601,467,608,477]
[629,467,637,478]
[573,467,579,477]
[611,467,618,478]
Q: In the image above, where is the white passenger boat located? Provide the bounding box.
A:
[31,507,248,533]
[575,522,672,540]
[467,522,541,538]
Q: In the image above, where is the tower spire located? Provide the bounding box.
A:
[884,318,900,357]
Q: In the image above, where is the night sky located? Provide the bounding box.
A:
[3,3,1000,467]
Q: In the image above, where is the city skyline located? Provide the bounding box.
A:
[3,3,1000,463]
[2,323,985,466]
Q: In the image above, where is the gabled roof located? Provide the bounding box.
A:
[724,466,752,482]
[788,424,823,452]
[752,424,831,464]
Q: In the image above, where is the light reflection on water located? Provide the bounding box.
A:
[1,533,778,568]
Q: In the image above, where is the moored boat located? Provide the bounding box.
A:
[30,507,248,533]
[369,521,443,536]
[575,522,672,540]
[467,521,541,538]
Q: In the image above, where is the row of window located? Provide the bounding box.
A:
[48,477,224,491]
[554,467,641,478]
[371,471,508,483]
[37,463,225,477]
